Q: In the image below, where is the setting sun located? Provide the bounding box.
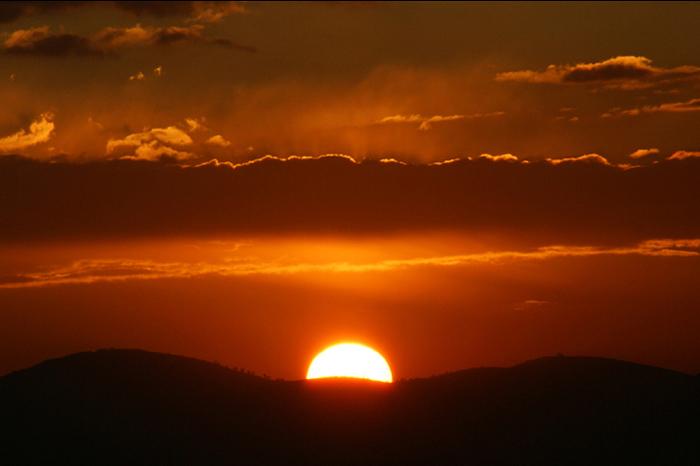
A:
[306,343,393,383]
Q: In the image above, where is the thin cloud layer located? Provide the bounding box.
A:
[496,56,700,90]
[378,114,465,131]
[378,111,503,130]
[1,237,697,289]
[0,113,54,153]
[602,97,700,117]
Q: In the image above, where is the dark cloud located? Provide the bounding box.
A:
[3,29,104,57]
[114,2,245,22]
[113,1,199,18]
[2,24,246,57]
[1,154,699,243]
[211,38,257,53]
[0,2,86,23]
[0,2,244,23]
[496,56,700,90]
[563,58,654,83]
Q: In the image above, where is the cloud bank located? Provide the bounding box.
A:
[1,154,699,243]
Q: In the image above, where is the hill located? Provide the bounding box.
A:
[1,349,698,465]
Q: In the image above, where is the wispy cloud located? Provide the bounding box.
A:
[378,111,503,131]
[2,238,697,289]
[602,97,700,118]
[668,150,700,161]
[496,56,700,90]
[115,1,245,23]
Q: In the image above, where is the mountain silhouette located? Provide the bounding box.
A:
[1,349,698,465]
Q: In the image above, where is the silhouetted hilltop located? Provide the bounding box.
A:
[1,350,698,465]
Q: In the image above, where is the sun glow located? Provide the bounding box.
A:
[306,343,393,383]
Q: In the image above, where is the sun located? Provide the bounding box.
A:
[306,343,393,383]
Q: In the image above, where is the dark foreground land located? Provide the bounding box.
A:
[1,349,698,465]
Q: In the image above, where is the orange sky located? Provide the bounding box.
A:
[1,2,699,378]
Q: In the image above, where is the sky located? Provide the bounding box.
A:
[1,2,699,379]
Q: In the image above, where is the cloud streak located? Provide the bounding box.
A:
[496,56,700,90]
[668,150,700,161]
[1,238,697,289]
[602,97,700,118]
[378,112,503,130]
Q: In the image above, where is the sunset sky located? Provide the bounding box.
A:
[1,2,699,379]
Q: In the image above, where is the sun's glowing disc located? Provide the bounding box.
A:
[306,343,393,383]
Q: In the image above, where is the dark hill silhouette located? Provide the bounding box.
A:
[1,349,698,465]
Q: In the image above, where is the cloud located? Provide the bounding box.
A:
[2,26,103,56]
[629,148,659,159]
[189,1,246,23]
[496,56,700,90]
[93,24,218,49]
[0,2,245,24]
[114,1,245,23]
[2,154,699,243]
[602,97,700,118]
[546,153,611,166]
[0,2,86,24]
[205,135,231,147]
[2,237,697,289]
[2,23,244,57]
[106,126,193,161]
[378,111,504,130]
[0,113,55,153]
[193,154,359,170]
[128,66,163,82]
[185,117,206,132]
[668,150,700,161]
[478,153,519,162]
[379,114,464,131]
